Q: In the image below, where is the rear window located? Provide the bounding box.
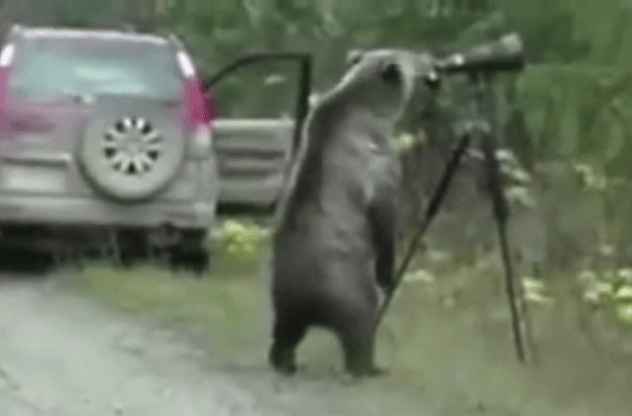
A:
[6,36,184,102]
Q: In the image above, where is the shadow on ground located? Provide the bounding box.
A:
[0,248,55,278]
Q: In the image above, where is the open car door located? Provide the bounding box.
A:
[202,53,311,209]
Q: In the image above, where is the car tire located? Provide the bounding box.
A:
[168,230,210,277]
[170,249,210,277]
[77,96,187,202]
[117,230,144,269]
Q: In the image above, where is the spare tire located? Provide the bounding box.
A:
[78,96,186,202]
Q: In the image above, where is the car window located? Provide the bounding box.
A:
[7,37,184,101]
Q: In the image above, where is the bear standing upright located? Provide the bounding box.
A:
[270,50,435,378]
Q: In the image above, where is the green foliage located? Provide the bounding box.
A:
[516,64,632,174]
[212,219,270,261]
[578,269,632,327]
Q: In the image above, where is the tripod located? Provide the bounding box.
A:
[371,70,537,366]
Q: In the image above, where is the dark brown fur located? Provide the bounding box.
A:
[270,50,429,378]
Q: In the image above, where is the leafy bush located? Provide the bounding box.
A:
[577,269,632,327]
[516,65,632,176]
[211,219,271,262]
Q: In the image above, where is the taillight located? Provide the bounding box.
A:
[184,77,211,127]
[183,78,214,159]
[176,50,214,158]
[0,43,15,124]
[176,50,210,126]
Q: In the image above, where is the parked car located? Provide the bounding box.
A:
[0,24,310,274]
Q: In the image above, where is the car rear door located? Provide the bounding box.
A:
[0,35,198,203]
[202,53,311,209]
[0,38,91,197]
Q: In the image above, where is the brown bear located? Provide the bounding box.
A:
[269,49,436,378]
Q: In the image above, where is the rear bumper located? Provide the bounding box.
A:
[0,194,216,229]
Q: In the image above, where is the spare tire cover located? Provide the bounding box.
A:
[78,96,186,202]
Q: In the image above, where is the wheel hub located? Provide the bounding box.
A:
[102,116,163,175]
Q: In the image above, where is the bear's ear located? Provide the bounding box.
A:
[380,60,401,83]
[346,49,364,67]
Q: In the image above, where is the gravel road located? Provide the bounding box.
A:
[3,269,632,416]
[0,276,276,416]
[0,274,442,416]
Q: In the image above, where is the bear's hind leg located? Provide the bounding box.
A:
[269,313,308,375]
[335,312,388,378]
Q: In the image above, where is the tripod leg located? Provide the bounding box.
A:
[481,134,527,364]
[371,132,471,344]
[517,266,539,365]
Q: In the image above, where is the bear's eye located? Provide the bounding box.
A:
[380,61,401,83]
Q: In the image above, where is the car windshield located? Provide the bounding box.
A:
[7,36,184,102]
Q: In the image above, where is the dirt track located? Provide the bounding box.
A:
[3,266,632,416]
[0,274,442,416]
[0,276,276,416]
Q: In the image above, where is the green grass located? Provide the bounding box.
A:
[55,249,632,416]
